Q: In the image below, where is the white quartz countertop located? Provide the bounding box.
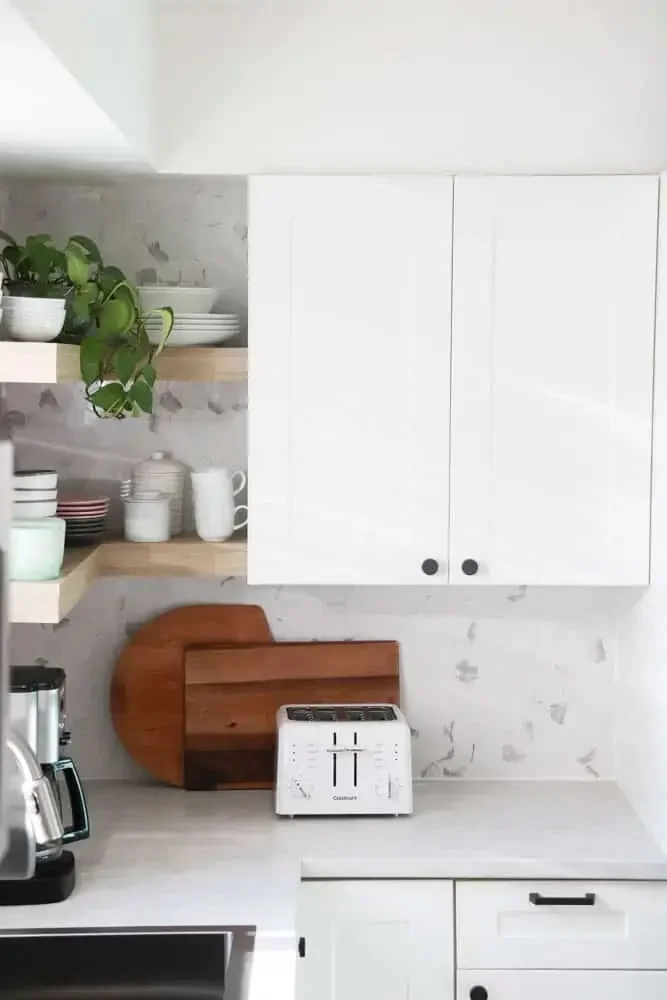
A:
[0,780,664,997]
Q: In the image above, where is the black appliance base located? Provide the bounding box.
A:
[0,850,75,905]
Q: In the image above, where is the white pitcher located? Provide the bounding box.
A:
[191,467,248,542]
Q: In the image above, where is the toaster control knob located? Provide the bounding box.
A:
[59,730,72,747]
[292,779,312,800]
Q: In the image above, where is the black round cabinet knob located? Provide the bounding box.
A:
[421,559,439,576]
[461,558,479,576]
[470,988,488,1000]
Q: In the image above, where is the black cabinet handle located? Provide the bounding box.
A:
[421,558,439,576]
[298,936,306,957]
[470,988,488,1000]
[529,892,596,906]
[461,559,479,576]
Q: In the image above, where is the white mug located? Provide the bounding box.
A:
[191,467,248,542]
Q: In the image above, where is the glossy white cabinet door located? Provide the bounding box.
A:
[296,880,454,1000]
[458,971,667,1000]
[249,176,452,584]
[450,176,658,585]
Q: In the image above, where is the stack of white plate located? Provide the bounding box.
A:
[145,313,240,348]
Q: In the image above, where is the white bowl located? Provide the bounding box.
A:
[3,307,65,342]
[3,295,66,309]
[12,488,58,502]
[12,499,58,518]
[13,470,58,491]
[139,286,218,315]
[8,518,66,581]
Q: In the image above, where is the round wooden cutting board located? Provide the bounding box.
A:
[110,604,273,786]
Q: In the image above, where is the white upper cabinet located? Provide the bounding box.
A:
[450,176,658,585]
[250,174,657,586]
[249,176,453,584]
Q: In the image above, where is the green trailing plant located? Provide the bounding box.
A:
[0,230,86,299]
[0,232,173,419]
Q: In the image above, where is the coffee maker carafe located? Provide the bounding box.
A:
[2,666,89,903]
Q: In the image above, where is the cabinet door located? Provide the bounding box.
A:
[450,176,658,585]
[249,177,453,584]
[296,879,454,1000]
[458,970,667,1000]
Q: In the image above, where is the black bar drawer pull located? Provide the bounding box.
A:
[529,892,596,907]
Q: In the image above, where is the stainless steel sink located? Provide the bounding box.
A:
[0,930,245,1000]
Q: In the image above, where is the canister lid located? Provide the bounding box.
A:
[10,666,65,691]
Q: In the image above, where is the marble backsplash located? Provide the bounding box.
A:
[1,176,632,781]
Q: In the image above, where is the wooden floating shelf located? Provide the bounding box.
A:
[9,538,247,624]
[0,342,248,384]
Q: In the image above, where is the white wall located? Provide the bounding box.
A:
[13,0,154,162]
[0,1,147,173]
[1,177,631,782]
[616,173,667,848]
[155,0,667,174]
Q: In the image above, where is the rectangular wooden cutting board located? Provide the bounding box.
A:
[183,640,400,789]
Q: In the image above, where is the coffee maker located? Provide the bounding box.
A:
[1,666,89,903]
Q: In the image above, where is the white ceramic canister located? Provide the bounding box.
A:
[123,491,171,543]
[132,451,186,535]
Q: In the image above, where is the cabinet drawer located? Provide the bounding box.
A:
[456,881,667,970]
[458,970,667,999]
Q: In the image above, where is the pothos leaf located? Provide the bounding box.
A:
[68,235,103,266]
[88,382,126,416]
[65,247,89,288]
[147,307,174,357]
[114,345,137,386]
[97,297,135,337]
[79,336,106,386]
[130,379,153,414]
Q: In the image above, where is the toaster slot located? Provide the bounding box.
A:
[353,731,358,787]
[332,731,337,787]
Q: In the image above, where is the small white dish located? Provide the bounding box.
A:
[146,312,237,322]
[12,488,57,502]
[12,499,57,518]
[13,470,58,491]
[139,286,218,315]
[148,328,238,348]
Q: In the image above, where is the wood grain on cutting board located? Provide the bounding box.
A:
[184,641,400,790]
[110,605,273,787]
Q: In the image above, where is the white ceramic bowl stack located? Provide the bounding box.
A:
[138,286,240,348]
[12,470,58,518]
[131,451,186,535]
[2,296,66,342]
[10,470,65,581]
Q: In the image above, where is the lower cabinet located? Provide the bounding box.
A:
[458,970,667,999]
[297,878,667,1000]
[295,879,454,1000]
